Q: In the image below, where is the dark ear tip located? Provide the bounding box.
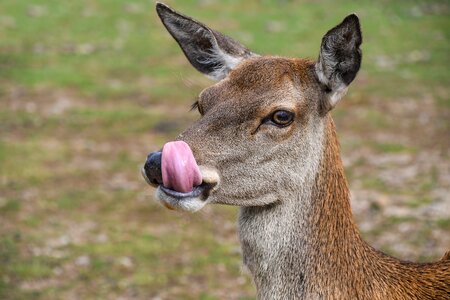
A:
[156,2,168,9]
[343,13,361,29]
[346,13,359,21]
[155,2,172,17]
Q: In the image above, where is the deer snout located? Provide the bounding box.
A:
[142,142,220,203]
[142,151,163,186]
[142,141,204,193]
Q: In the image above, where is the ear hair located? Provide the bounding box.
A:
[315,14,362,111]
[156,3,255,80]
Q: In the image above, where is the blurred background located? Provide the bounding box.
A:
[0,0,449,299]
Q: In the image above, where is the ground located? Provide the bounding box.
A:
[0,0,449,299]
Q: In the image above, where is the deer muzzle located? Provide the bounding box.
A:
[142,141,220,211]
[143,141,202,192]
[142,151,163,186]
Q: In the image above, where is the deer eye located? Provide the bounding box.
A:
[270,110,294,127]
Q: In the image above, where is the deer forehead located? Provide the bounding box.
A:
[198,56,316,116]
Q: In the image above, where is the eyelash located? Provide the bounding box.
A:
[190,101,199,111]
[191,100,204,115]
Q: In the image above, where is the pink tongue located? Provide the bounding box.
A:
[161,141,202,193]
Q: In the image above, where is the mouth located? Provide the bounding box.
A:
[159,183,208,198]
[141,166,219,212]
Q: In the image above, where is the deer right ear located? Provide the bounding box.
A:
[156,3,255,81]
[315,14,362,112]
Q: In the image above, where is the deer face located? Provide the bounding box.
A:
[143,4,361,212]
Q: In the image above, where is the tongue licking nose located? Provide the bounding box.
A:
[161,141,202,193]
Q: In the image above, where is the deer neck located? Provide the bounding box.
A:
[238,115,363,298]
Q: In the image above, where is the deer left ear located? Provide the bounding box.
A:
[156,3,255,81]
[315,14,362,111]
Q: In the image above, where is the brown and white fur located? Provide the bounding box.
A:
[145,3,450,299]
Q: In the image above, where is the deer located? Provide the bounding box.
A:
[142,3,450,299]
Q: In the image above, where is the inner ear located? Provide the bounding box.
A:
[315,14,362,111]
[156,3,256,80]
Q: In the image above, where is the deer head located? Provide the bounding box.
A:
[143,3,362,212]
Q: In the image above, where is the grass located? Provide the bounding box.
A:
[1,0,449,100]
[0,0,449,299]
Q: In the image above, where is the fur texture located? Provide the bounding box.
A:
[315,14,362,111]
[156,3,255,80]
[153,4,450,299]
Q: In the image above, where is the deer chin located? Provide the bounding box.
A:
[155,184,210,212]
[147,165,220,212]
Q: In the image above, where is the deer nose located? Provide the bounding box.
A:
[143,151,163,186]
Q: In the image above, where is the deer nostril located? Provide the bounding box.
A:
[144,151,163,185]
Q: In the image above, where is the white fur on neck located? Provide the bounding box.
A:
[238,118,326,298]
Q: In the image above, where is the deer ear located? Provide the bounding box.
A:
[156,3,255,81]
[315,14,362,111]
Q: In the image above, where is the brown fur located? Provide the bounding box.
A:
[181,56,450,299]
[307,118,450,299]
[179,57,450,299]
[152,5,450,298]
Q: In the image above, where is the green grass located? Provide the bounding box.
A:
[0,198,21,213]
[372,142,410,153]
[1,0,449,100]
[0,0,449,298]
[435,218,450,230]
